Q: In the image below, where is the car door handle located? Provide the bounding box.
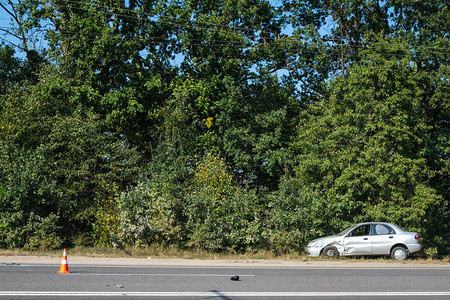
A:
[363,238,368,240]
[389,236,394,238]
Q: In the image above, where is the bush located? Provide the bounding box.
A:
[0,146,62,249]
[266,176,327,255]
[0,212,62,250]
[119,180,184,247]
[184,153,266,252]
[23,213,62,250]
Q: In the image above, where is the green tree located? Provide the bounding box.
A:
[7,0,179,158]
[0,143,62,249]
[42,113,142,245]
[118,145,186,248]
[0,66,143,246]
[184,153,265,252]
[0,0,45,78]
[159,0,299,189]
[266,176,323,254]
[291,38,448,253]
[0,44,21,94]
[280,0,449,100]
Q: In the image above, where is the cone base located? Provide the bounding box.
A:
[57,266,71,273]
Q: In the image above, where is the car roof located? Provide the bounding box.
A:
[355,222,404,231]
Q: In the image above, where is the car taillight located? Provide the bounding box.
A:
[415,234,419,240]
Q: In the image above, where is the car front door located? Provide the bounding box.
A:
[371,224,396,255]
[343,224,372,255]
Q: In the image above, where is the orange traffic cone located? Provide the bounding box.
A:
[57,248,71,274]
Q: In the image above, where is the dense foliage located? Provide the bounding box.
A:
[0,0,448,255]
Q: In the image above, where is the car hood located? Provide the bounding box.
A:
[309,235,343,245]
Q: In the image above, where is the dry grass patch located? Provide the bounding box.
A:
[0,247,448,264]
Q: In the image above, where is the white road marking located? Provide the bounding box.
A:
[0,291,449,297]
[6,264,450,270]
[66,273,254,277]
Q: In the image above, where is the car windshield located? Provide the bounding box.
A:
[337,225,357,236]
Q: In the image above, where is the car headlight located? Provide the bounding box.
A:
[308,240,324,248]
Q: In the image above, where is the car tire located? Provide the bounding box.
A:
[322,246,339,258]
[391,246,408,260]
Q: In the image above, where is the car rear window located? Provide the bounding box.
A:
[374,224,395,235]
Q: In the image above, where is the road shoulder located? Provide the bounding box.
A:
[1,255,449,268]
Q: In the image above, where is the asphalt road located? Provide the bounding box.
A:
[0,258,449,299]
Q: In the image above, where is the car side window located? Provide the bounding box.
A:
[349,225,371,237]
[374,224,395,235]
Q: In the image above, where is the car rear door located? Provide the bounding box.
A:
[343,224,372,255]
[371,224,396,255]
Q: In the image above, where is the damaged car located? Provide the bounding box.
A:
[306,222,421,260]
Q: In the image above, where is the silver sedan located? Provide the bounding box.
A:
[306,222,421,260]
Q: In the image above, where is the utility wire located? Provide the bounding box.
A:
[1,28,449,63]
[0,1,448,61]
[1,0,448,52]
[2,21,448,57]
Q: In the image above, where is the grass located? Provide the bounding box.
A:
[0,247,448,264]
[0,246,306,260]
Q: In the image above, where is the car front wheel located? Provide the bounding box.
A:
[322,246,339,258]
[391,246,408,260]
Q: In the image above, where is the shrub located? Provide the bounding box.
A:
[118,179,184,247]
[184,153,266,252]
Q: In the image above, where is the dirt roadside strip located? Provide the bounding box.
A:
[1,255,449,268]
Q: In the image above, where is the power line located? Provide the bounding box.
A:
[1,27,448,64]
[2,20,447,54]
[2,0,448,47]
[0,1,448,62]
